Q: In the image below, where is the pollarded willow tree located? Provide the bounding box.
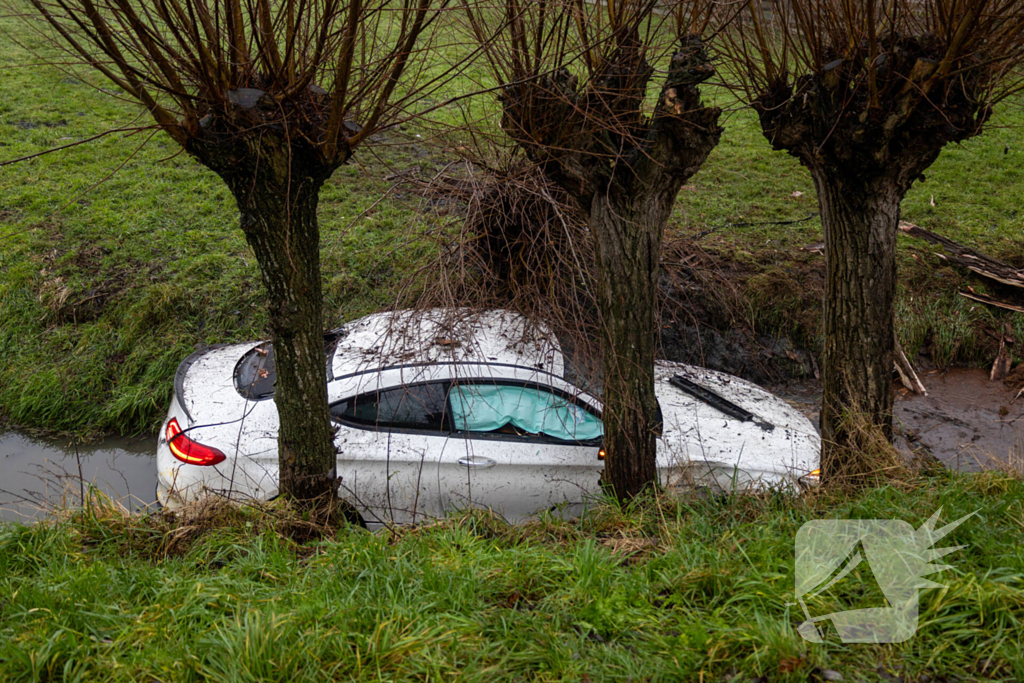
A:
[461,0,726,499]
[722,0,1024,485]
[22,0,450,500]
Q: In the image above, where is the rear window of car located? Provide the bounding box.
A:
[234,331,345,400]
[449,383,603,442]
[331,383,450,432]
[234,342,276,400]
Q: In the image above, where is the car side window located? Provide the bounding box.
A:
[331,382,450,432]
[449,383,603,443]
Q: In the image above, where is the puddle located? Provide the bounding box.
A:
[774,368,1024,473]
[0,430,158,523]
[897,368,1024,472]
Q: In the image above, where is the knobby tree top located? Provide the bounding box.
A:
[722,0,1024,187]
[21,0,456,166]
[461,0,730,205]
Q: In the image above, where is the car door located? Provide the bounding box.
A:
[439,381,604,523]
[332,381,451,526]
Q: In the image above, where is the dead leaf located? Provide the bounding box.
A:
[790,190,804,198]
[779,656,805,674]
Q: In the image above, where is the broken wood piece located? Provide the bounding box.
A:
[992,339,1012,382]
[959,290,1024,314]
[1003,321,1017,348]
[899,221,1024,290]
[893,366,913,392]
[1003,361,1024,390]
[894,338,927,395]
[990,323,1016,382]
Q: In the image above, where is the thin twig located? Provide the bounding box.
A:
[692,212,820,240]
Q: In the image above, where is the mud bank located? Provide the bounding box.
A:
[656,246,820,386]
[775,368,1024,472]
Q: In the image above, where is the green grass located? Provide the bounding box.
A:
[2,6,1023,436]
[1,472,1022,681]
[0,10,440,435]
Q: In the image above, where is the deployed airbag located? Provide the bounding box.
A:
[450,384,603,442]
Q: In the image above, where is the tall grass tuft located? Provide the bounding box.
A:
[1,472,1022,680]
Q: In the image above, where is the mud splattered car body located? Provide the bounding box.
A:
[157,310,819,527]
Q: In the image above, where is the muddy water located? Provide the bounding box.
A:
[897,369,1024,472]
[0,430,158,523]
[1,368,1018,523]
[775,368,1024,473]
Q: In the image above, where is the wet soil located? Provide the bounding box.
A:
[657,242,822,386]
[775,368,1024,473]
[0,430,158,523]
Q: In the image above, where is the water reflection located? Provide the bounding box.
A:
[0,430,158,523]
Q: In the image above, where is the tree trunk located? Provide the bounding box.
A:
[194,136,339,502]
[589,192,667,499]
[813,172,901,486]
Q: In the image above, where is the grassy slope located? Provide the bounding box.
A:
[1,473,1022,682]
[0,13,438,435]
[687,95,1024,358]
[1,11,1023,436]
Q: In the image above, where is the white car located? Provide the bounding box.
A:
[157,309,819,527]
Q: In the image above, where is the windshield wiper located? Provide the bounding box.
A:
[669,374,774,432]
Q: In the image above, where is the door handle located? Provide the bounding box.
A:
[458,457,496,468]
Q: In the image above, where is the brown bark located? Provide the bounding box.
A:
[738,12,1018,490]
[813,174,901,484]
[589,193,669,498]
[189,132,341,501]
[499,34,721,500]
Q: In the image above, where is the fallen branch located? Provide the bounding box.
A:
[894,338,927,395]
[959,290,1024,314]
[899,221,1024,289]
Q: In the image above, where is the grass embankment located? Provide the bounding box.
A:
[1,472,1022,682]
[2,7,1023,436]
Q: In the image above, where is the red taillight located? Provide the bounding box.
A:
[165,418,226,466]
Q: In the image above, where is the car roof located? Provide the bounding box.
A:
[326,360,601,411]
[330,309,565,379]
